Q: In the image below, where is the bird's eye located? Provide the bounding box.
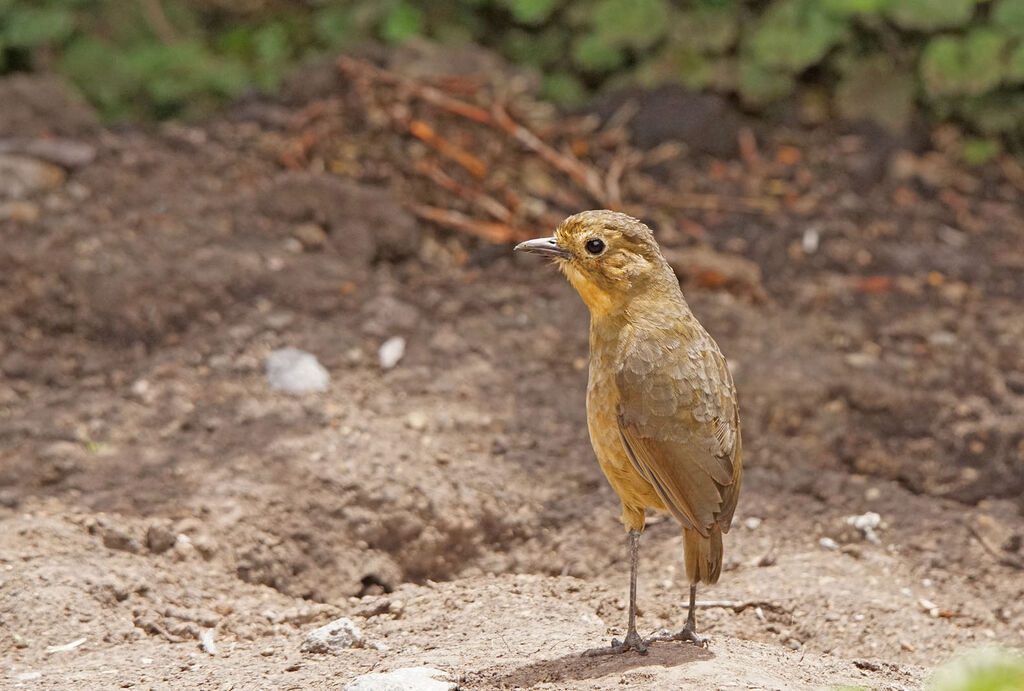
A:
[584,238,605,255]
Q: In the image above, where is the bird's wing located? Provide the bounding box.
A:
[614,327,741,536]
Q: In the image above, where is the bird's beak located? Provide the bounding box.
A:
[514,236,571,259]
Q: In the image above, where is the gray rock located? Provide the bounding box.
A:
[361,295,420,338]
[265,348,329,393]
[0,154,65,199]
[344,667,457,691]
[146,524,177,554]
[301,617,363,654]
[102,527,140,554]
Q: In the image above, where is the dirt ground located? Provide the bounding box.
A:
[1,48,1023,690]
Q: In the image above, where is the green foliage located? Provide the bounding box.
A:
[961,138,1001,166]
[381,2,424,44]
[886,0,974,31]
[992,0,1024,38]
[748,0,848,73]
[928,647,1024,691]
[502,0,560,25]
[921,30,1008,98]
[2,6,74,48]
[0,0,1021,149]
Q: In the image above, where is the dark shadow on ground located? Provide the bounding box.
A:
[490,641,713,688]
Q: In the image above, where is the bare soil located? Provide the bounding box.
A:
[1,51,1022,690]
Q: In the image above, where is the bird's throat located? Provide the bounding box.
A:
[562,262,617,317]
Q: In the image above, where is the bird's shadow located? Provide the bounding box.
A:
[492,640,713,688]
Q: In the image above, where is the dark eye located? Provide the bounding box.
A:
[584,238,605,255]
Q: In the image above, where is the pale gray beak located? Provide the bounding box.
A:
[514,236,571,259]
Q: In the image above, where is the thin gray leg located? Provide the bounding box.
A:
[584,530,647,656]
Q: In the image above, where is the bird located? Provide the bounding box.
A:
[515,210,742,656]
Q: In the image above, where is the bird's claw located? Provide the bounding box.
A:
[649,626,710,649]
[583,628,648,656]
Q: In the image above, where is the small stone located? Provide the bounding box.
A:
[802,228,820,254]
[292,223,328,250]
[819,537,840,551]
[199,629,217,656]
[918,598,940,617]
[378,337,405,370]
[103,528,140,554]
[146,525,177,554]
[192,534,218,560]
[0,154,65,198]
[0,200,40,222]
[265,348,329,393]
[405,411,429,431]
[490,435,509,455]
[845,512,882,545]
[844,352,877,369]
[301,617,363,654]
[344,667,457,691]
[743,517,762,530]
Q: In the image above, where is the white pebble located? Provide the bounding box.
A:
[199,629,217,656]
[845,511,882,545]
[802,228,820,254]
[301,617,363,654]
[265,348,329,393]
[344,667,456,691]
[379,336,406,370]
[819,537,840,551]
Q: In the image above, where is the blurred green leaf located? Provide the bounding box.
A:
[955,92,1024,136]
[928,647,1024,691]
[253,22,290,65]
[886,0,973,31]
[992,0,1024,38]
[572,32,625,73]
[381,1,423,43]
[821,0,893,15]
[749,0,848,73]
[2,6,74,47]
[502,26,566,67]
[961,137,1001,165]
[503,0,560,25]
[1007,42,1024,83]
[314,7,353,47]
[674,5,738,54]
[738,55,795,104]
[591,0,668,50]
[920,29,1007,97]
[542,70,587,107]
[635,40,710,88]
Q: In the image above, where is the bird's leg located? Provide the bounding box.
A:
[584,529,647,656]
[649,584,710,648]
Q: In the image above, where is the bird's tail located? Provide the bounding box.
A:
[683,525,723,585]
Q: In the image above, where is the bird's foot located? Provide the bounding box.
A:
[649,626,710,649]
[583,628,648,656]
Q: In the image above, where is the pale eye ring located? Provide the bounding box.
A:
[584,238,605,255]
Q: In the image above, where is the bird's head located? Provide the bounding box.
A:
[515,210,677,316]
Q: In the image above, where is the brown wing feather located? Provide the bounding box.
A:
[615,325,741,536]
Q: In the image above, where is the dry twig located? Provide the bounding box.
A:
[411,205,528,244]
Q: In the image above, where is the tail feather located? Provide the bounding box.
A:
[683,525,723,585]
